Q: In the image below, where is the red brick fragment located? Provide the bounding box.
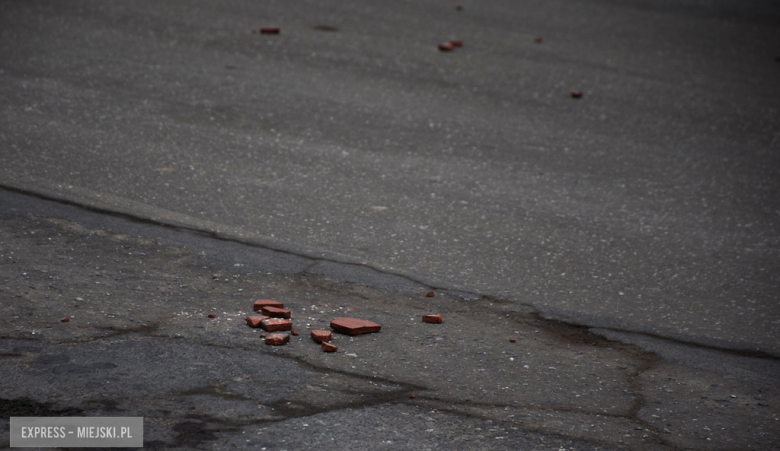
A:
[571,91,583,99]
[245,316,269,328]
[291,330,299,336]
[422,314,442,324]
[410,395,416,399]
[262,306,291,318]
[265,333,289,345]
[260,27,280,34]
[426,291,435,297]
[450,40,462,47]
[321,342,338,352]
[61,317,70,323]
[438,42,453,51]
[253,299,283,312]
[311,330,332,343]
[261,318,292,332]
[208,313,216,318]
[534,37,543,44]
[510,338,517,343]
[330,317,381,335]
[260,333,266,338]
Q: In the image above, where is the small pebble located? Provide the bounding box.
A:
[571,91,583,99]
[291,330,299,336]
[426,291,435,297]
[61,317,70,323]
[438,42,453,52]
[509,338,516,343]
[208,314,216,318]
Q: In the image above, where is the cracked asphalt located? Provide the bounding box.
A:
[1,0,780,449]
[1,189,779,450]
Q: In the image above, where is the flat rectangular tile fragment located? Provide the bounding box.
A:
[260,318,292,332]
[265,333,289,345]
[262,306,291,318]
[253,299,284,311]
[311,330,332,343]
[330,317,381,335]
[422,314,442,323]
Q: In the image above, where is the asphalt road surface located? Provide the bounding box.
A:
[1,0,779,449]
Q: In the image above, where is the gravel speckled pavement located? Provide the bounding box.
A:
[1,0,780,449]
[1,189,778,450]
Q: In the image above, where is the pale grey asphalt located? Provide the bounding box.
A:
[1,0,779,354]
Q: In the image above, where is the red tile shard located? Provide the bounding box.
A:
[245,316,269,328]
[265,333,289,345]
[311,330,332,343]
[253,299,283,311]
[330,317,381,335]
[260,318,292,332]
[262,306,291,318]
[321,342,338,352]
[422,314,442,324]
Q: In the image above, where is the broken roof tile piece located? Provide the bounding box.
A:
[311,330,332,343]
[245,316,269,327]
[331,317,381,335]
[253,299,283,311]
[262,306,291,318]
[321,342,338,352]
[422,314,442,324]
[265,333,289,345]
[260,318,292,332]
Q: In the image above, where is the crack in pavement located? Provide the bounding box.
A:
[1,187,779,449]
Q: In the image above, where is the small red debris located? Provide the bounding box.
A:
[571,91,583,99]
[261,318,292,332]
[456,5,463,11]
[534,37,543,44]
[265,333,289,345]
[450,40,462,47]
[253,299,283,312]
[311,330,332,343]
[330,317,381,335]
[321,342,338,352]
[410,395,416,399]
[245,316,269,328]
[438,42,454,51]
[262,306,291,318]
[426,291,435,297]
[422,314,442,324]
[510,338,517,343]
[260,333,266,338]
[291,330,299,336]
[208,313,216,318]
[260,27,280,35]
[61,317,70,323]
